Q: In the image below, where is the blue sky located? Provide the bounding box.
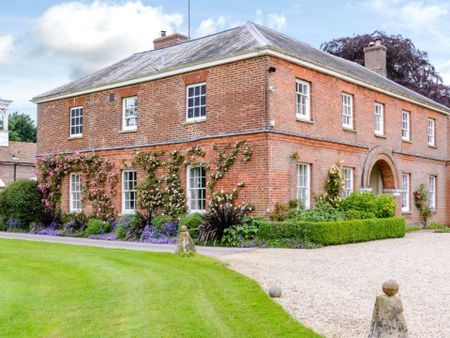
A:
[1,0,449,120]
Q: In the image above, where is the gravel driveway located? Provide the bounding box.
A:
[222,231,450,338]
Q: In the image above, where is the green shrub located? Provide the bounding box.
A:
[115,214,141,240]
[220,217,262,247]
[85,218,111,236]
[257,217,405,247]
[179,213,203,238]
[302,217,405,245]
[0,179,44,227]
[268,200,298,221]
[405,225,421,232]
[151,215,172,230]
[287,201,344,222]
[373,194,397,218]
[257,220,302,241]
[426,223,446,230]
[340,192,395,219]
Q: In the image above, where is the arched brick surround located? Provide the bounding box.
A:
[362,147,400,190]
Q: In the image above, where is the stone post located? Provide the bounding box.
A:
[175,225,196,255]
[368,280,408,338]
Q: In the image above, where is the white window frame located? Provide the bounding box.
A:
[429,175,436,210]
[296,80,311,121]
[187,165,206,213]
[374,102,384,136]
[0,108,6,131]
[186,83,206,122]
[69,106,83,137]
[342,93,353,129]
[122,96,138,131]
[342,167,354,199]
[69,173,82,212]
[401,173,410,212]
[296,163,311,209]
[428,118,435,146]
[122,170,137,214]
[401,111,410,141]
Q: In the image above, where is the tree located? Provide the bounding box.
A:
[8,112,37,143]
[321,32,450,108]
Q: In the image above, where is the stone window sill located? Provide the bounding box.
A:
[119,129,137,134]
[68,135,83,140]
[184,118,206,125]
[375,133,386,138]
[343,127,356,133]
[402,139,412,144]
[428,144,437,149]
[296,117,314,124]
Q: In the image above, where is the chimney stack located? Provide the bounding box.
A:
[153,31,188,50]
[364,40,387,77]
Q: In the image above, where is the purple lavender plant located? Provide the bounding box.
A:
[140,225,175,244]
[7,219,26,232]
[161,221,178,237]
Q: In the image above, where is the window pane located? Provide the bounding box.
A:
[188,166,206,211]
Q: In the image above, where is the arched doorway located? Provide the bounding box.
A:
[362,147,400,194]
[369,159,396,194]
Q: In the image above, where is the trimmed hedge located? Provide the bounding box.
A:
[257,217,406,246]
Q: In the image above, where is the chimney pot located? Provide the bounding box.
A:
[364,40,387,77]
[153,32,189,50]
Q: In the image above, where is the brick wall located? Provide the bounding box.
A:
[59,134,270,216]
[37,54,449,225]
[37,57,269,154]
[0,164,35,186]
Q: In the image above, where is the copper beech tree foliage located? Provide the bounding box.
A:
[321,31,450,108]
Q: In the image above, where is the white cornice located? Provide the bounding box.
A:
[32,48,450,116]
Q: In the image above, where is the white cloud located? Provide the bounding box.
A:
[364,0,448,28]
[0,34,14,63]
[438,60,450,85]
[32,0,183,78]
[196,16,227,37]
[400,2,447,25]
[267,13,287,31]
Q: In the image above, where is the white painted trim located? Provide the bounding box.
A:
[264,49,450,116]
[122,96,138,132]
[186,82,206,122]
[69,106,83,137]
[33,48,450,116]
[122,170,137,214]
[296,163,311,209]
[295,79,311,121]
[186,165,206,213]
[69,173,82,212]
[401,173,410,212]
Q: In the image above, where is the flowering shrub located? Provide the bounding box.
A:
[85,218,112,236]
[62,213,87,237]
[413,184,431,225]
[221,218,260,247]
[164,151,186,218]
[36,153,118,219]
[140,225,176,244]
[29,221,62,236]
[315,162,344,207]
[197,141,253,243]
[6,219,27,232]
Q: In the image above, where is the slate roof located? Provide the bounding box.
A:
[0,141,37,164]
[33,22,450,113]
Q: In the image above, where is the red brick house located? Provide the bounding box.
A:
[33,23,450,225]
[0,97,37,188]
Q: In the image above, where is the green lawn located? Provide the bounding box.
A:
[0,239,319,337]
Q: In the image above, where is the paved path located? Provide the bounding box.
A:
[222,231,450,338]
[0,232,254,258]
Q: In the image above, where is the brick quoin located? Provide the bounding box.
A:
[37,55,450,225]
